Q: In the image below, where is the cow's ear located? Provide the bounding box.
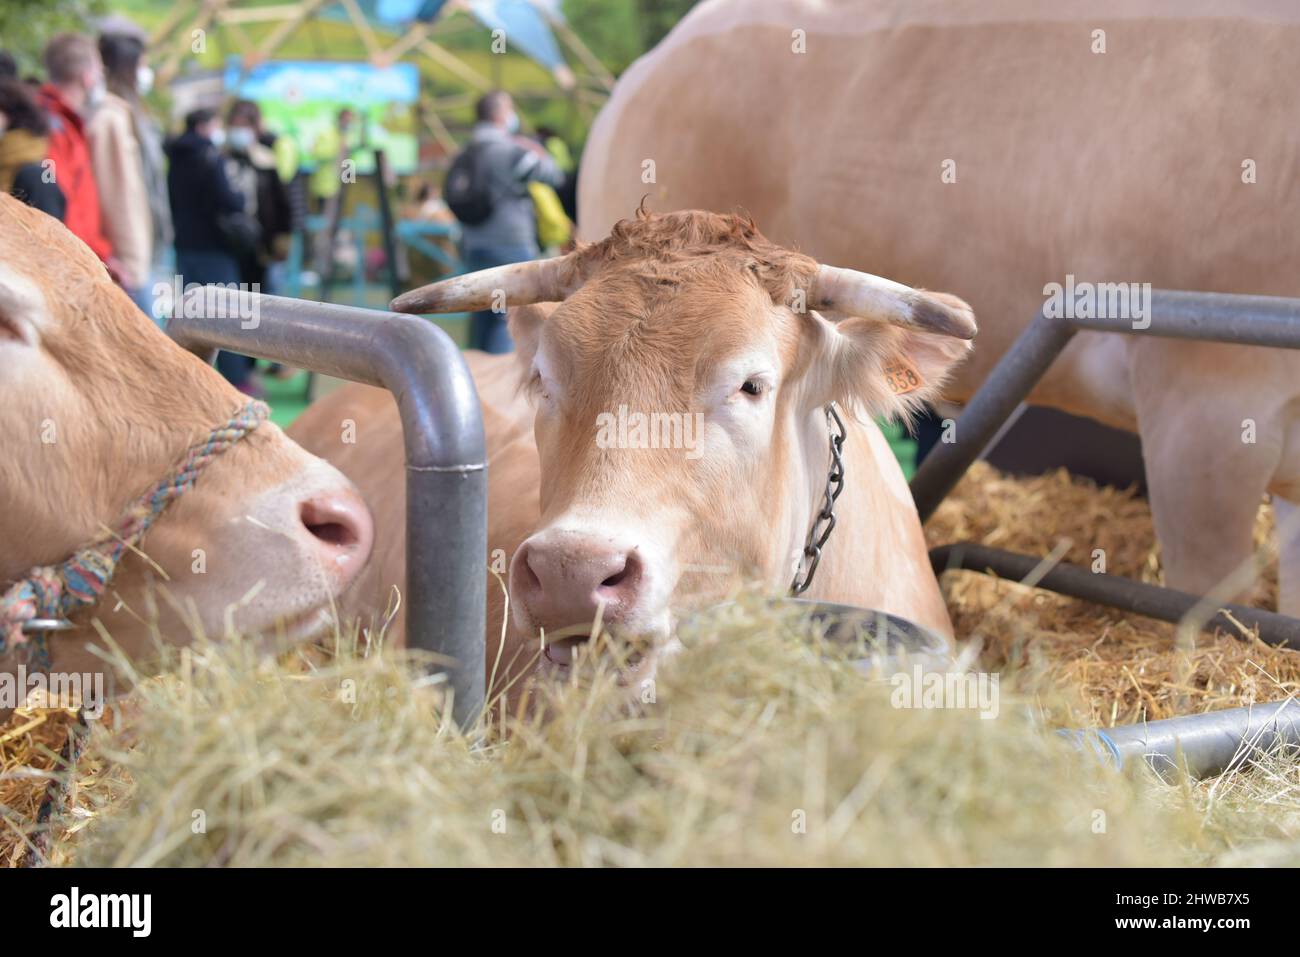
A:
[819,291,974,424]
[507,302,556,374]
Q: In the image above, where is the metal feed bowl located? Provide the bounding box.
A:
[686,598,952,675]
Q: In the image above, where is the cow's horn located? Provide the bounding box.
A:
[810,264,977,340]
[390,256,575,314]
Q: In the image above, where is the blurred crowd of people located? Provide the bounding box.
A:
[0,29,317,395]
[1,27,580,381]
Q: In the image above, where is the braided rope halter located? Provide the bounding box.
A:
[0,400,270,669]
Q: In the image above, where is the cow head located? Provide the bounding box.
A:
[0,195,373,682]
[393,210,973,671]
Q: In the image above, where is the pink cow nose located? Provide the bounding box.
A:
[298,487,374,585]
[511,532,645,634]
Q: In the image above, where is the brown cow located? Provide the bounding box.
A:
[0,194,373,706]
[577,0,1300,613]
[291,210,975,701]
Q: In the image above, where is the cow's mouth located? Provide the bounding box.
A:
[541,623,593,667]
[539,623,656,674]
[543,634,590,666]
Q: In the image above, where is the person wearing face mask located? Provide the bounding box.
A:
[0,78,67,219]
[223,100,292,286]
[440,90,565,353]
[87,30,172,318]
[165,108,250,385]
[214,99,294,394]
[34,34,122,279]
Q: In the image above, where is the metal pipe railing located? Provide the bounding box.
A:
[913,289,1300,653]
[930,543,1300,649]
[1070,289,1300,346]
[1062,699,1300,780]
[911,290,1300,522]
[169,288,487,726]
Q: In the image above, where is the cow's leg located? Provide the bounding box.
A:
[1144,452,1268,602]
[1129,340,1281,605]
[1272,498,1300,617]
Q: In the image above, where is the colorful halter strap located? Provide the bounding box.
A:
[0,400,270,669]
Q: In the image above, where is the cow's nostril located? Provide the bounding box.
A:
[519,545,543,591]
[306,519,354,547]
[513,536,647,633]
[600,552,641,592]
[300,496,365,550]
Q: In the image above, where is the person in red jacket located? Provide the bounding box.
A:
[35,33,122,281]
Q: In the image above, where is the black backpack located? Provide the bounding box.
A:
[443,141,498,226]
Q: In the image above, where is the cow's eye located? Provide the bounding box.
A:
[740,379,764,397]
[0,308,30,344]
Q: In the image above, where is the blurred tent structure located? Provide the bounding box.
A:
[110,0,613,324]
[144,0,613,151]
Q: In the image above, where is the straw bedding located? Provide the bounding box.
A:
[2,462,1298,866]
[927,464,1299,728]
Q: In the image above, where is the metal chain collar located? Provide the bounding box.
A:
[790,404,846,596]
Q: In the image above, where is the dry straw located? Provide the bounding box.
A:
[1,463,1297,866]
[927,464,1299,727]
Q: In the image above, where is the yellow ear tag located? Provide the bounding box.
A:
[884,357,924,396]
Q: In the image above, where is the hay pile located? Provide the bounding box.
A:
[0,699,89,867]
[927,464,1300,728]
[1,462,1297,867]
[0,620,1221,867]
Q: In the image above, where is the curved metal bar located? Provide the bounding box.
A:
[910,289,1300,522]
[169,287,487,726]
[1062,700,1300,780]
[1072,289,1300,346]
[21,619,77,633]
[914,289,1300,662]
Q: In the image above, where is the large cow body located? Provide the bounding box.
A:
[0,195,373,708]
[578,0,1300,611]
[294,210,976,703]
